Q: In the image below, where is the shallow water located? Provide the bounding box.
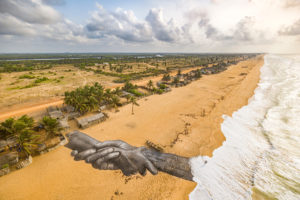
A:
[189,54,300,200]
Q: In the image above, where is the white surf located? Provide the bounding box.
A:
[189,54,300,200]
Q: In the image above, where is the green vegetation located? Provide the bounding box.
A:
[40,116,62,138]
[34,77,49,83]
[129,96,139,115]
[64,83,104,114]
[194,69,202,78]
[162,74,171,81]
[93,68,166,83]
[7,76,51,90]
[1,163,9,169]
[0,115,39,157]
[147,80,154,90]
[18,74,35,79]
[64,82,122,114]
[0,53,257,86]
[122,81,143,97]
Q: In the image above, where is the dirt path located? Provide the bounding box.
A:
[0,99,64,121]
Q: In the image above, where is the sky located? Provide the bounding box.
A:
[0,0,300,53]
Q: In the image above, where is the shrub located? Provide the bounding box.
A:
[128,89,143,97]
[159,84,167,90]
[19,74,35,79]
[34,77,49,83]
[40,116,62,138]
[1,164,9,169]
[153,88,164,94]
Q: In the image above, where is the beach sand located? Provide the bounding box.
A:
[0,56,264,200]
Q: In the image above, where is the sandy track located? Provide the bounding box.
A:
[0,57,264,200]
[0,100,64,121]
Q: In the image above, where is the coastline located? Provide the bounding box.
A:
[0,56,264,200]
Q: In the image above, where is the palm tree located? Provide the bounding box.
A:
[110,95,121,112]
[125,94,131,103]
[16,130,39,158]
[0,115,35,140]
[113,87,122,96]
[0,118,15,139]
[147,80,154,90]
[104,89,113,104]
[129,96,139,115]
[40,116,62,138]
[64,83,105,114]
[0,115,39,158]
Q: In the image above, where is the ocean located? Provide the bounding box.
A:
[189,54,300,200]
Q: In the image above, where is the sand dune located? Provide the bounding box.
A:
[0,56,264,200]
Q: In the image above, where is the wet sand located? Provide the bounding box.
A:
[0,56,264,200]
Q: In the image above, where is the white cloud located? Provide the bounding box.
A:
[0,0,299,53]
[86,4,153,42]
[0,0,61,24]
[279,19,300,36]
[0,13,36,36]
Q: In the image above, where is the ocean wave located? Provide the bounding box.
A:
[189,54,300,200]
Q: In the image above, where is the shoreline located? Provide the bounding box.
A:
[0,56,264,200]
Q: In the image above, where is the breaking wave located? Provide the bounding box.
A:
[189,54,300,200]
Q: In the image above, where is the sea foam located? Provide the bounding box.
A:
[189,54,300,200]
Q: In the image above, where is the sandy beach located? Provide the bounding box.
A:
[0,56,264,200]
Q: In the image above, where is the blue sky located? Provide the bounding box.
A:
[54,0,152,24]
[0,0,299,53]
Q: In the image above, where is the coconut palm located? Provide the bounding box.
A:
[40,116,62,138]
[0,115,39,157]
[110,95,121,112]
[16,130,39,158]
[0,118,15,139]
[125,94,131,103]
[162,74,171,81]
[113,87,122,96]
[64,83,105,114]
[147,80,154,90]
[0,115,35,140]
[129,96,139,115]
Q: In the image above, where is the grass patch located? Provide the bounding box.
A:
[34,77,49,83]
[18,74,35,79]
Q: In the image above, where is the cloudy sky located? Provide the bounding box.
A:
[0,0,299,53]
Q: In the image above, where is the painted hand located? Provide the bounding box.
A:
[71,140,158,176]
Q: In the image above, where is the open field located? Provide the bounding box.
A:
[0,55,264,200]
[0,53,253,119]
[0,65,117,112]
